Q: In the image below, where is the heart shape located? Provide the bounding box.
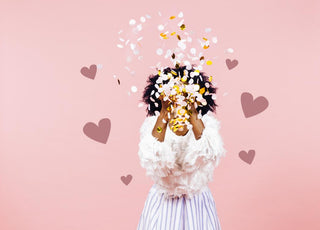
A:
[241,92,269,118]
[83,118,111,144]
[239,150,255,164]
[80,64,97,79]
[121,174,133,185]
[226,59,238,70]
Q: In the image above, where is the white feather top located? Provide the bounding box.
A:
[138,111,227,200]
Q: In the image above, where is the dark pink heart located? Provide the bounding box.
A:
[83,118,111,144]
[226,59,238,70]
[121,174,133,185]
[80,64,97,79]
[241,92,269,118]
[239,150,255,164]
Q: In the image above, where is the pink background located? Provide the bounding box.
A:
[1,0,320,229]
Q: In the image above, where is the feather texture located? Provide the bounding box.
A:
[137,112,227,200]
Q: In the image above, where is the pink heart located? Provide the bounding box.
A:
[239,150,255,164]
[226,59,238,70]
[80,64,97,79]
[83,118,111,144]
[241,92,269,118]
[121,174,133,185]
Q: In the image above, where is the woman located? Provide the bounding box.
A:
[137,65,227,230]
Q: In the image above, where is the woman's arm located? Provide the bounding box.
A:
[189,102,205,140]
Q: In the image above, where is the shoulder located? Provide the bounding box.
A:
[201,112,221,129]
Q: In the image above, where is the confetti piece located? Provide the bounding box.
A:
[178,12,184,17]
[118,30,123,34]
[205,28,212,33]
[180,24,186,30]
[226,48,234,53]
[190,48,196,55]
[97,64,103,69]
[117,44,124,48]
[130,43,136,50]
[199,87,205,94]
[171,53,175,59]
[117,79,120,85]
[158,11,162,16]
[158,24,164,31]
[187,37,192,42]
[177,34,181,40]
[209,76,213,82]
[119,38,125,42]
[213,93,218,99]
[131,86,137,92]
[170,16,176,19]
[138,102,144,108]
[125,40,130,46]
[137,24,142,31]
[171,32,176,36]
[133,49,139,55]
[140,16,146,22]
[203,45,209,49]
[212,36,218,44]
[113,74,117,79]
[156,48,163,55]
[146,14,151,19]
[206,60,213,65]
[129,19,136,25]
[178,41,186,50]
[200,56,204,61]
[137,37,143,41]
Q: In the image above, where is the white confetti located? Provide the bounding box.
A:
[156,48,163,55]
[137,24,142,31]
[226,48,234,53]
[190,48,196,55]
[177,19,184,27]
[126,56,132,63]
[178,12,183,17]
[118,30,123,34]
[140,16,146,23]
[117,44,123,48]
[133,49,139,55]
[138,102,144,108]
[146,14,151,19]
[131,86,137,93]
[137,37,143,41]
[113,74,117,79]
[205,28,212,33]
[97,64,103,69]
[158,11,162,16]
[178,41,186,50]
[119,37,125,42]
[129,19,136,25]
[130,43,136,50]
[212,36,218,44]
[125,40,130,46]
[158,24,164,31]
[187,37,192,42]
[212,93,218,99]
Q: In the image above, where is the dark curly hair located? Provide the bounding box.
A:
[140,65,219,117]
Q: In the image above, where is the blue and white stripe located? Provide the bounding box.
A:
[137,184,221,230]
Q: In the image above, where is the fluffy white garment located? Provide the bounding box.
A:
[138,112,227,200]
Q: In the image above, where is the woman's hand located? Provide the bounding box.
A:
[189,100,199,123]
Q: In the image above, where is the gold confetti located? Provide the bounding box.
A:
[171,53,175,59]
[209,76,213,82]
[200,56,205,61]
[199,87,205,94]
[175,62,180,68]
[177,35,181,40]
[171,70,177,75]
[170,16,176,19]
[203,37,208,41]
[206,60,213,65]
[171,32,176,36]
[203,45,210,49]
[117,79,120,85]
[180,24,186,30]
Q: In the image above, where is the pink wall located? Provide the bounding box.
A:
[1,0,320,229]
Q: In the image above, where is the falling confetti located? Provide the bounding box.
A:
[131,86,137,93]
[129,19,136,25]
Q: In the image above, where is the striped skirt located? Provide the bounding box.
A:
[137,184,222,230]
